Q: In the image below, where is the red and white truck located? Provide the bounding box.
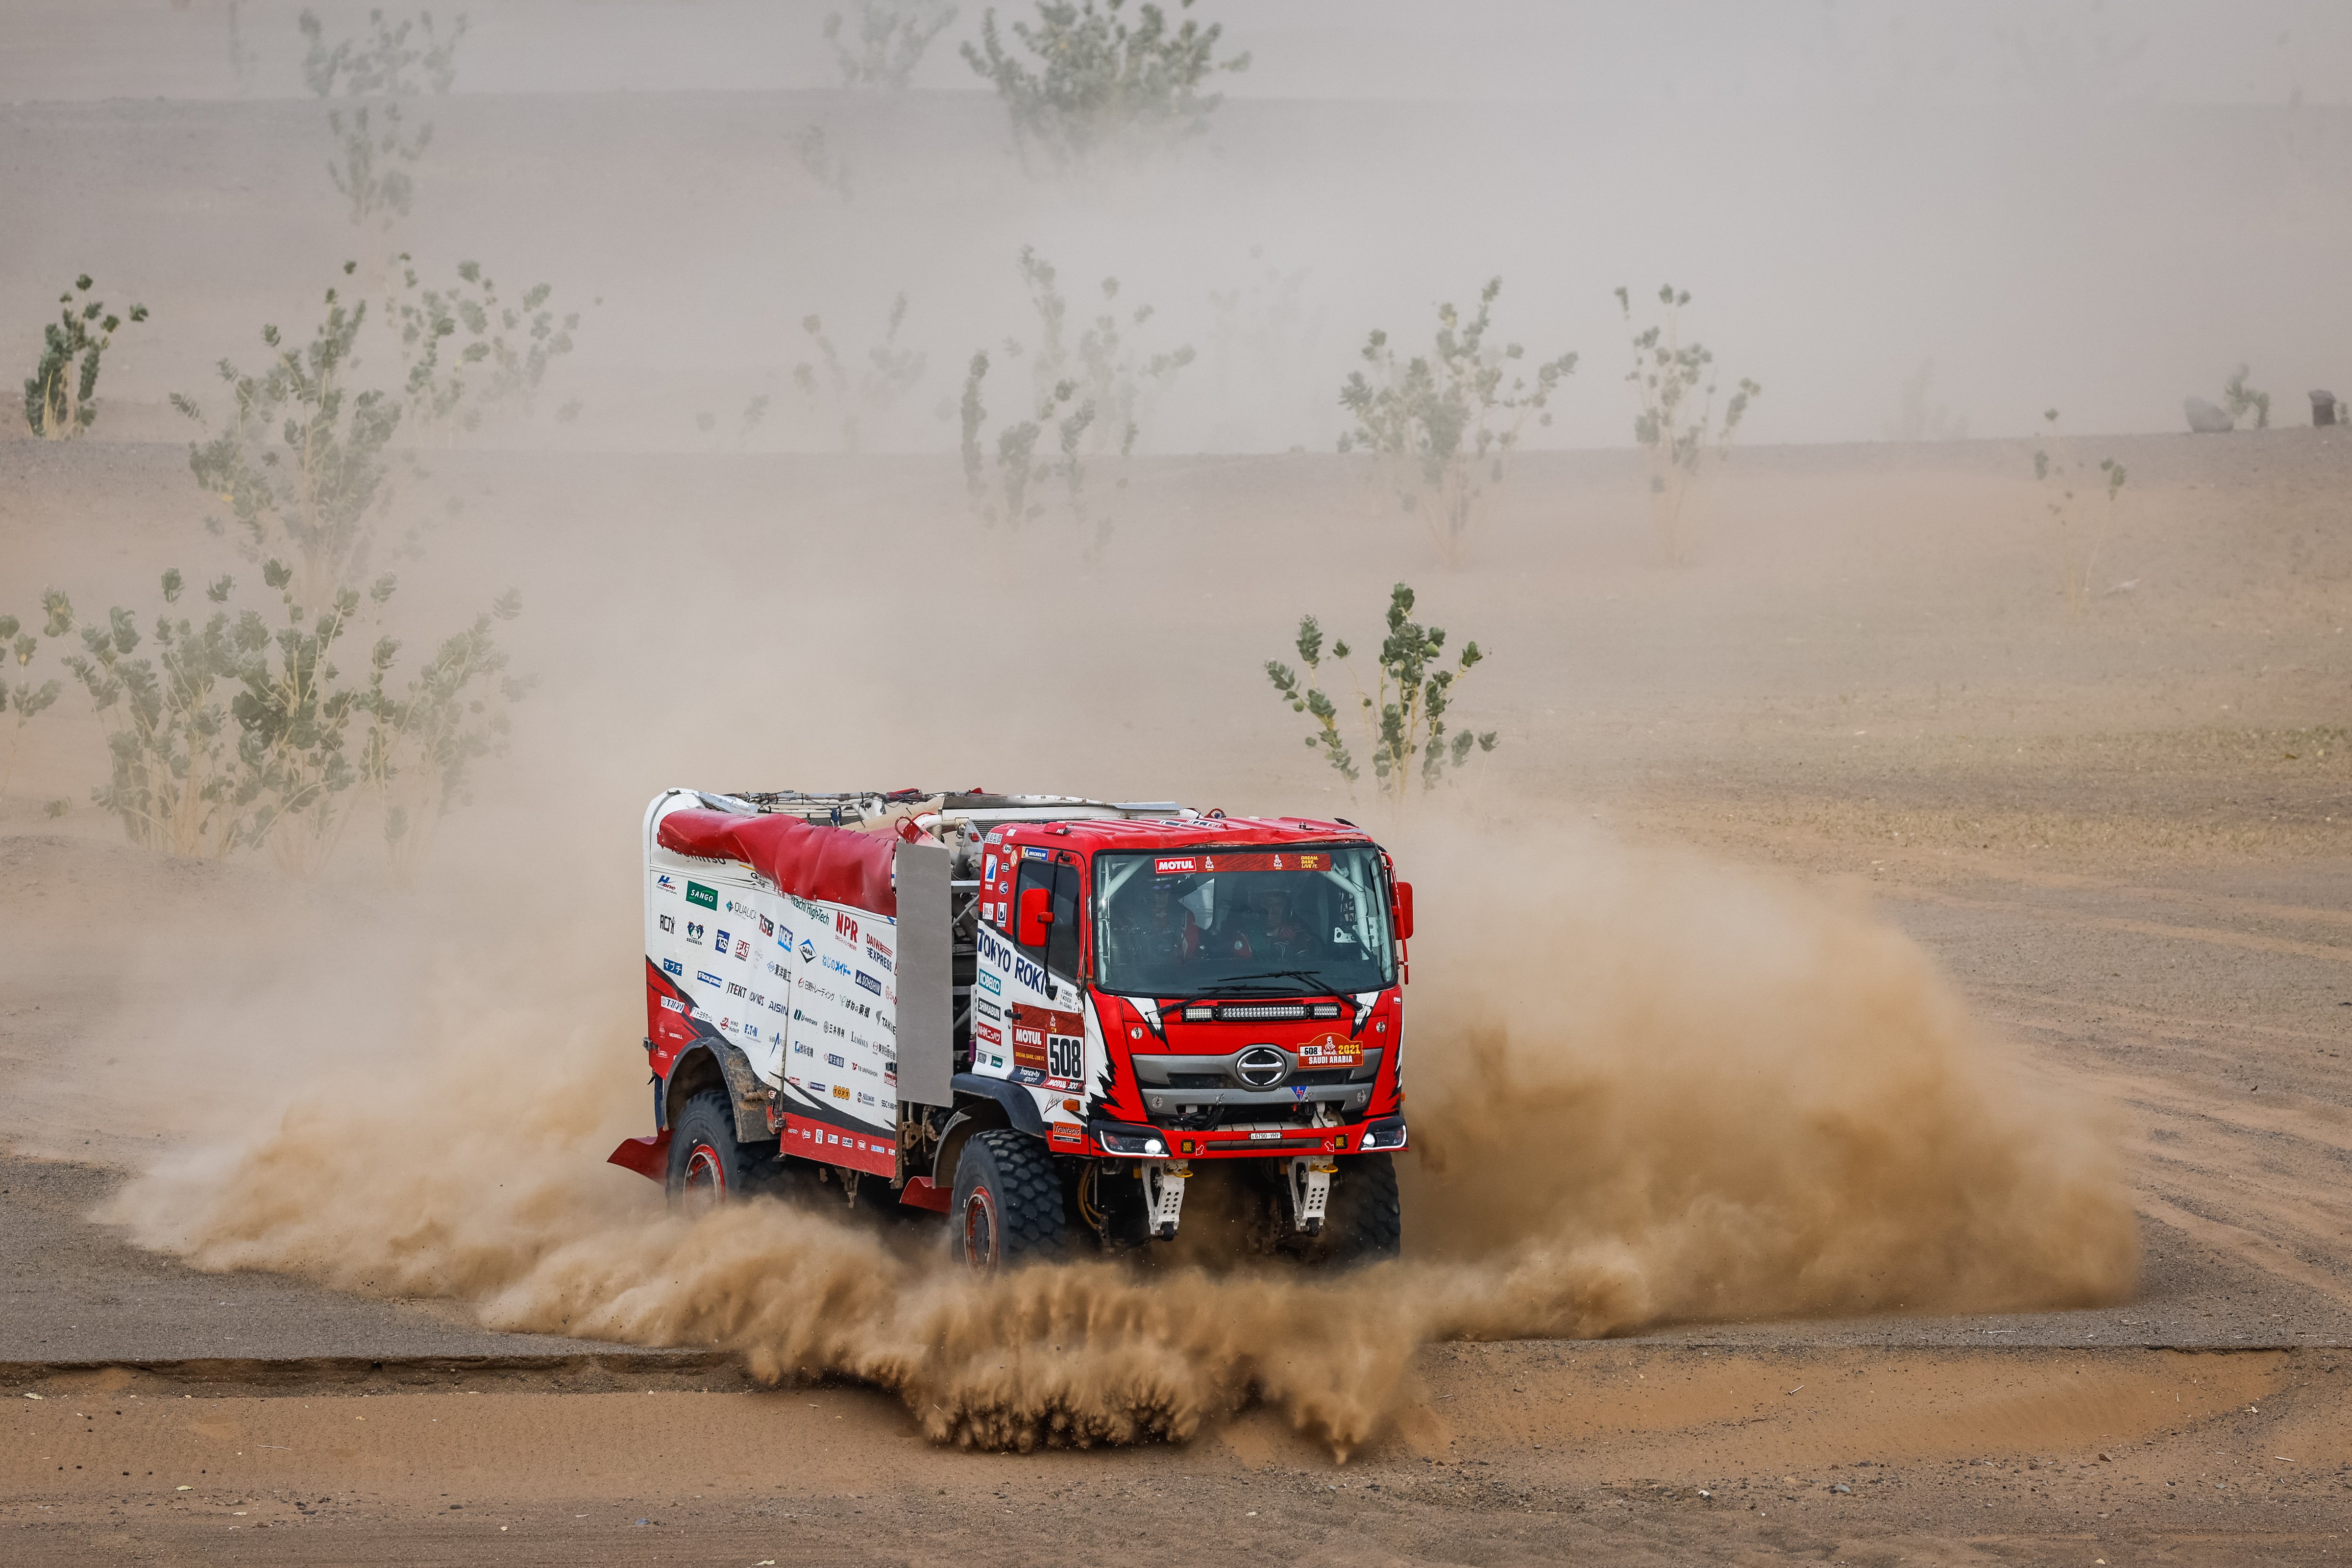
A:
[610,788,1414,1267]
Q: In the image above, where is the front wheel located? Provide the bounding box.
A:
[1289,1152,1401,1267]
[665,1088,757,1214]
[950,1129,1069,1270]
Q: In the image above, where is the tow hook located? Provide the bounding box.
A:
[1144,1160,1191,1239]
[1289,1157,1336,1235]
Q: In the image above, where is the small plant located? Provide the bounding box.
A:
[1338,278,1576,567]
[299,6,468,229]
[59,562,523,873]
[391,256,581,440]
[0,592,74,798]
[958,351,1092,532]
[2222,364,2271,430]
[794,294,927,452]
[2033,409,2127,616]
[962,0,1250,170]
[1885,358,1968,442]
[798,122,856,202]
[956,246,1190,551]
[58,574,253,858]
[825,0,957,87]
[1266,583,1496,803]
[358,588,529,880]
[175,266,403,606]
[23,277,148,440]
[1616,283,1760,565]
[1205,246,1322,449]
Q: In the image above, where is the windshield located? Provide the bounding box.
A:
[1092,846,1396,998]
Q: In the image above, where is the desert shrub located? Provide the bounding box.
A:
[2033,409,2127,615]
[2222,364,2271,430]
[826,0,957,87]
[956,246,1191,551]
[0,592,74,798]
[175,266,401,605]
[962,0,1250,170]
[22,277,148,440]
[1885,359,1968,442]
[391,256,581,440]
[1615,283,1759,565]
[299,6,468,229]
[57,574,254,858]
[1265,582,1496,803]
[958,351,1092,533]
[794,294,926,452]
[57,563,523,875]
[1338,278,1576,567]
[1205,247,1322,449]
[797,122,856,202]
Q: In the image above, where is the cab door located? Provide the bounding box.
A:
[1007,852,1085,1096]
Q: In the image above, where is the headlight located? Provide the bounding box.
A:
[1360,1118,1408,1152]
[1095,1126,1168,1157]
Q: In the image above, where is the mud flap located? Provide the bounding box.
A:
[608,1130,673,1182]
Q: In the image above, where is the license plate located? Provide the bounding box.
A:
[1249,1131,1280,1140]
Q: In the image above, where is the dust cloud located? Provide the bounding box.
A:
[108,813,2135,1457]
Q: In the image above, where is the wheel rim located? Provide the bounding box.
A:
[961,1186,999,1270]
[679,1141,726,1214]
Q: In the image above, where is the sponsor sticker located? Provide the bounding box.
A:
[658,913,675,933]
[734,938,751,960]
[714,928,732,954]
[799,939,817,963]
[976,997,1002,1023]
[696,970,724,987]
[833,1085,851,1101]
[974,1021,1003,1047]
[835,911,859,947]
[686,922,705,945]
[1154,857,1198,875]
[855,970,882,997]
[827,1053,845,1068]
[656,874,680,896]
[686,881,718,910]
[658,995,685,1013]
[1022,846,1048,860]
[759,914,775,937]
[727,981,747,998]
[660,958,684,978]
[977,969,1002,996]
[864,935,893,972]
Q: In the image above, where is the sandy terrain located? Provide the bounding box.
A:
[5,41,2352,1564]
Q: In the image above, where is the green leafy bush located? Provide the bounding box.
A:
[392,256,582,440]
[22,277,148,440]
[2033,409,2127,615]
[794,294,926,452]
[956,246,1191,550]
[826,1,957,87]
[2222,364,2271,430]
[1338,278,1575,566]
[962,0,1249,170]
[0,592,74,798]
[1616,283,1760,565]
[1265,583,1497,802]
[299,6,468,229]
[175,267,401,606]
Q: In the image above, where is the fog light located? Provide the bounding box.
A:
[1360,1119,1407,1152]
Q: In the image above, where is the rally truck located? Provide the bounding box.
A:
[609,787,1414,1268]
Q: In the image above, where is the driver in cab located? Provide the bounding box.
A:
[1220,884,1316,961]
[1113,875,1201,965]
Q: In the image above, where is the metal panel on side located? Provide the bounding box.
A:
[893,839,955,1107]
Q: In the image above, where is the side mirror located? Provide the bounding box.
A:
[1017,885,1055,948]
[1392,882,1415,942]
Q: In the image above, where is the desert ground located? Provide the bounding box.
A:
[6,9,2352,1563]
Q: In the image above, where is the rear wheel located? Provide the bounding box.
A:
[950,1129,1068,1270]
[665,1089,756,1214]
[1291,1152,1401,1267]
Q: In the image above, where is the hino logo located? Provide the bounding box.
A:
[1234,1046,1289,1088]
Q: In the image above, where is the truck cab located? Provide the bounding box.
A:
[616,789,1412,1269]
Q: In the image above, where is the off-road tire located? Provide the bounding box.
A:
[1295,1152,1402,1267]
[950,1128,1068,1270]
[666,1088,758,1210]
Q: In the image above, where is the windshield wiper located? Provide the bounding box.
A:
[1193,969,1343,998]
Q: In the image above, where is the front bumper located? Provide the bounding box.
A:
[1072,1114,1409,1161]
